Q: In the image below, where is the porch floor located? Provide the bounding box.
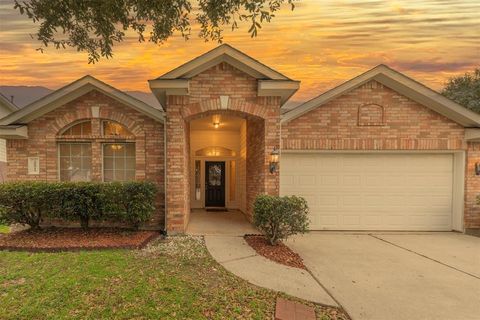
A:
[186,209,258,236]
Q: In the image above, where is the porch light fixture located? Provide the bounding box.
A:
[269,147,280,174]
[212,114,221,129]
[476,162,480,176]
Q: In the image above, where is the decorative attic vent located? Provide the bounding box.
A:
[358,104,385,126]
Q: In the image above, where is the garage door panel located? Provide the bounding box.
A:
[280,153,453,231]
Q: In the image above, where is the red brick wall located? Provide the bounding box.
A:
[282,80,465,150]
[165,62,281,232]
[465,142,480,230]
[0,161,6,182]
[6,90,165,229]
[246,117,265,220]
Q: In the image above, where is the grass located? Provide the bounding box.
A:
[0,236,347,320]
[0,225,10,234]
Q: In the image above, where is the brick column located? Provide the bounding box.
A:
[165,97,190,233]
[465,142,480,234]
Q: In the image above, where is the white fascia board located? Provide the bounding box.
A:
[1,76,165,125]
[148,79,190,108]
[0,125,28,139]
[465,128,480,141]
[258,80,300,105]
[282,65,480,127]
[158,44,290,80]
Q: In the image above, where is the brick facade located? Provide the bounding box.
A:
[281,80,480,230]
[3,62,479,233]
[165,62,281,232]
[6,90,165,229]
[282,81,465,150]
[465,142,480,231]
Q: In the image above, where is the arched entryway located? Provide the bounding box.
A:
[165,97,281,233]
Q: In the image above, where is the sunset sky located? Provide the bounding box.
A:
[1,0,479,103]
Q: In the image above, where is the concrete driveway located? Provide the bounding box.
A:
[287,232,480,320]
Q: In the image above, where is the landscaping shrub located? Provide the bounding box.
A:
[58,182,107,229]
[253,194,309,245]
[0,181,157,229]
[107,181,157,229]
[0,182,62,229]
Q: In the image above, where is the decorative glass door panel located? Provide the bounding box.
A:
[205,161,225,207]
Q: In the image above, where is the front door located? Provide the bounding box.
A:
[205,161,225,207]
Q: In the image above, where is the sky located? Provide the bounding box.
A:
[0,0,479,103]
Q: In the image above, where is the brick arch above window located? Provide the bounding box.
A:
[54,111,144,138]
[358,103,385,126]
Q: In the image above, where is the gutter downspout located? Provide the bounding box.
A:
[163,116,168,235]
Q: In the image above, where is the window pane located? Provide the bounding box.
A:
[103,121,132,136]
[82,122,92,135]
[125,170,135,181]
[81,144,91,156]
[70,144,82,157]
[104,169,114,182]
[115,158,125,170]
[102,143,135,182]
[61,121,92,136]
[59,144,70,155]
[59,143,92,182]
[104,157,114,170]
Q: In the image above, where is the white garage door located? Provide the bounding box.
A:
[280,153,453,231]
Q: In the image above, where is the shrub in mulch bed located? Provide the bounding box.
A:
[244,235,306,270]
[0,228,160,252]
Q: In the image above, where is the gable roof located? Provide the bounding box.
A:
[149,44,299,108]
[0,92,19,114]
[282,64,480,127]
[0,75,164,125]
[157,43,291,80]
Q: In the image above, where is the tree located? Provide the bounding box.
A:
[14,0,296,63]
[442,68,480,113]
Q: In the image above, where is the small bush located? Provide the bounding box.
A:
[253,194,309,245]
[0,182,62,229]
[58,182,107,229]
[0,181,157,229]
[107,181,157,229]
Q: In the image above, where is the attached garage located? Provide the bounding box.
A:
[281,152,461,231]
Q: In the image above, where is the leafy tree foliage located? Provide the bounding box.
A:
[442,68,480,113]
[14,0,296,63]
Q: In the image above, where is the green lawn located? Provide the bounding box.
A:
[0,225,10,234]
[0,236,277,319]
[0,236,347,320]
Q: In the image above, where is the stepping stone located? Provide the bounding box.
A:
[275,297,316,320]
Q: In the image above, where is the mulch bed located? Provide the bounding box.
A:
[244,235,306,269]
[0,227,160,252]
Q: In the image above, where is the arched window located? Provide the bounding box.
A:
[61,120,92,136]
[102,120,133,136]
[195,146,236,157]
[57,119,136,182]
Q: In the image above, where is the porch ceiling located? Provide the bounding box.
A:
[190,114,244,132]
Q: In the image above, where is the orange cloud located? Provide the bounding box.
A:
[0,0,479,102]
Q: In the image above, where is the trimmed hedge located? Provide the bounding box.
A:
[253,194,310,245]
[0,181,157,229]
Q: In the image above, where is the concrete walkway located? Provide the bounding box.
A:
[187,209,258,236]
[205,235,338,306]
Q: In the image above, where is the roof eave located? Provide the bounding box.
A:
[0,125,28,139]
